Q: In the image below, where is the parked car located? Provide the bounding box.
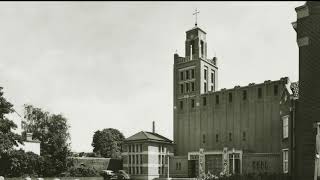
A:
[101,170,130,180]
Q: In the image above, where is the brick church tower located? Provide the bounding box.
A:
[173,25,218,155]
[293,2,320,180]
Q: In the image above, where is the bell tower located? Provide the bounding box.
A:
[185,27,207,61]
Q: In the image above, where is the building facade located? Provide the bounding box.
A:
[172,25,294,177]
[122,131,174,180]
[292,2,320,180]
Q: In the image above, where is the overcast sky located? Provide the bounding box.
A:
[1,1,304,152]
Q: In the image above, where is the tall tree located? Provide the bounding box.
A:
[22,104,71,176]
[0,87,23,154]
[91,128,125,158]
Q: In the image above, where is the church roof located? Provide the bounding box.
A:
[125,131,173,144]
[186,26,206,34]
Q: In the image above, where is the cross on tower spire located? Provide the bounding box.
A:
[193,8,200,26]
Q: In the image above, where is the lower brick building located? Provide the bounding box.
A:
[122,130,174,180]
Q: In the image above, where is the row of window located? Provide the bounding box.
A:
[201,132,247,144]
[158,145,167,153]
[128,144,143,153]
[128,166,143,175]
[128,154,143,164]
[180,82,195,93]
[158,166,166,175]
[158,155,167,164]
[179,85,279,109]
[203,69,215,84]
[180,69,195,81]
[204,82,214,93]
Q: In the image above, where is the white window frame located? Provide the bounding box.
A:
[282,149,289,173]
[282,115,289,139]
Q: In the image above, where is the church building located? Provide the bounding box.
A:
[171,23,296,177]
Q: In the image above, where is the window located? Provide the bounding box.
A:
[200,40,204,57]
[243,132,246,141]
[140,166,143,174]
[258,88,262,98]
[203,97,207,106]
[180,71,184,81]
[202,134,206,144]
[216,95,219,104]
[211,72,214,83]
[191,82,195,91]
[140,155,143,164]
[129,155,131,164]
[129,167,131,174]
[133,144,135,152]
[204,69,207,80]
[180,101,183,110]
[186,83,190,92]
[216,134,219,142]
[136,155,139,164]
[229,133,232,141]
[243,90,247,100]
[129,145,131,152]
[186,70,190,80]
[191,99,195,108]
[140,144,142,152]
[274,85,279,96]
[180,84,184,94]
[283,116,289,139]
[211,85,214,92]
[191,69,195,79]
[283,149,288,173]
[204,82,207,93]
[133,155,135,164]
[229,93,232,102]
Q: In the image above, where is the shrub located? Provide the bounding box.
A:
[67,166,99,177]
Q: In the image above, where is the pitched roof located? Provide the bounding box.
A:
[125,131,173,143]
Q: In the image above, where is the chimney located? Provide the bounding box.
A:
[152,121,155,133]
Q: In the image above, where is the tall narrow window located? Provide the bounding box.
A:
[180,84,184,94]
[243,132,246,141]
[211,72,214,83]
[203,97,207,106]
[204,69,207,80]
[229,93,233,102]
[186,83,190,92]
[243,90,247,100]
[191,99,195,108]
[129,145,131,152]
[216,95,219,104]
[140,144,142,152]
[229,133,232,141]
[204,82,207,93]
[211,85,214,91]
[274,85,279,96]
[129,155,131,164]
[191,69,195,79]
[200,40,204,57]
[283,116,289,139]
[283,149,288,173]
[180,71,184,81]
[179,101,183,110]
[202,134,206,144]
[186,70,190,80]
[258,88,262,98]
[191,82,195,91]
[216,134,219,142]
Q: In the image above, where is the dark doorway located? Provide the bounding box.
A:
[188,160,197,178]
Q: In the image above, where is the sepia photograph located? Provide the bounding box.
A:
[0,1,319,180]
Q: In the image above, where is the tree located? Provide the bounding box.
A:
[22,104,72,176]
[0,87,23,154]
[91,128,125,158]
